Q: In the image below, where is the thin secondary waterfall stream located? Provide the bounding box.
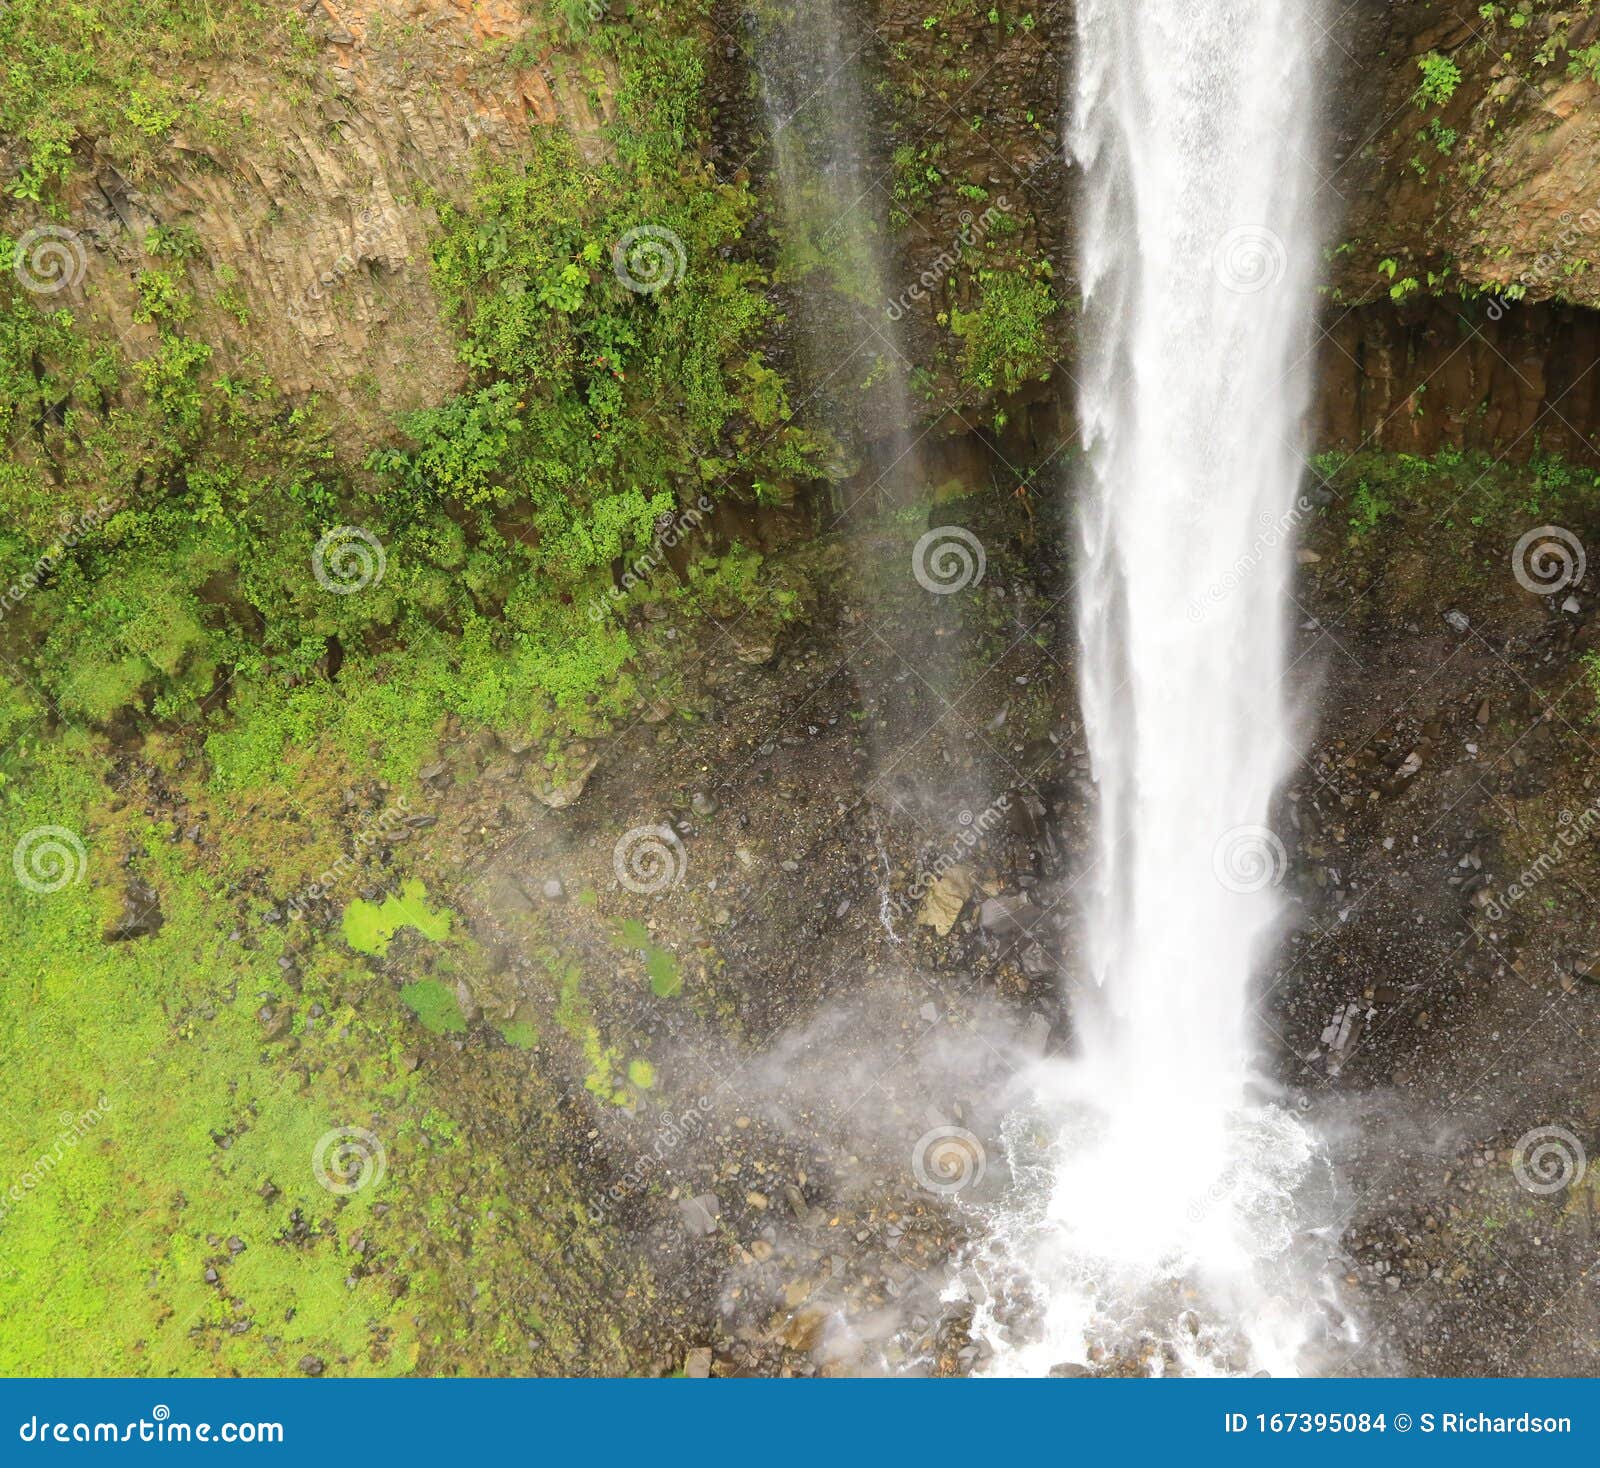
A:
[978,0,1341,1374]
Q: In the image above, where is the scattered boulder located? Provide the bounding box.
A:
[917,866,974,937]
[104,882,163,943]
[978,893,1044,939]
[529,749,600,809]
[683,1347,713,1379]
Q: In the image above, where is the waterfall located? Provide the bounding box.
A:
[747,0,917,503]
[977,0,1342,1375]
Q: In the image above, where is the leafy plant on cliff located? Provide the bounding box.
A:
[1415,51,1463,108]
[950,267,1058,398]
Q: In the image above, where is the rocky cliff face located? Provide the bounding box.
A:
[10,0,1597,468]
[14,0,615,448]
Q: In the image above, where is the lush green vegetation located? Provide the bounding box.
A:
[0,0,310,198]
[0,0,807,1376]
[949,267,1058,398]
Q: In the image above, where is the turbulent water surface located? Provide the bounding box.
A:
[977,0,1345,1375]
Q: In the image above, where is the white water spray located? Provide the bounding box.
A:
[978,1,1342,1375]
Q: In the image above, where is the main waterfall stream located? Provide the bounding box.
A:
[976,0,1346,1375]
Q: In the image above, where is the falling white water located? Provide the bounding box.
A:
[976,0,1344,1376]
[747,0,918,498]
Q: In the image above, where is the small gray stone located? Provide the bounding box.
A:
[679,1194,721,1236]
[978,894,1044,938]
[1019,1012,1052,1057]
